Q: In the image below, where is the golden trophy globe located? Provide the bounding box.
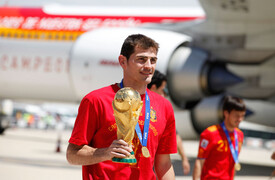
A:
[112,87,143,163]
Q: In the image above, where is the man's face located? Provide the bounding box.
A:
[122,46,157,86]
[151,81,167,97]
[224,110,246,129]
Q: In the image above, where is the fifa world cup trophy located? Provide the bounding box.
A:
[112,87,143,163]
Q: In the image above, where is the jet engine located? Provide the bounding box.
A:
[166,46,243,109]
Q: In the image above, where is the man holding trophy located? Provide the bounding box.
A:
[66,34,177,179]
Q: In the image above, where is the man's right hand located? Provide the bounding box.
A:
[106,139,133,160]
[66,139,132,166]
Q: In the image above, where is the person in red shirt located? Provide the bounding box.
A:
[193,96,246,180]
[66,34,177,180]
[148,70,191,175]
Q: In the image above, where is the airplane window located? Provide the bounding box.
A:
[34,33,39,39]
[40,33,46,39]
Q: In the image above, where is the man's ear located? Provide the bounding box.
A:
[150,84,157,91]
[223,110,229,119]
[118,55,127,68]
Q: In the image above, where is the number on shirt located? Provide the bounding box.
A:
[217,140,228,152]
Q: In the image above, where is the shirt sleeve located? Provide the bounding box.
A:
[197,130,212,159]
[238,129,244,153]
[68,96,99,146]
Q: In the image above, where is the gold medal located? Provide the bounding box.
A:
[142,147,150,158]
[235,163,241,171]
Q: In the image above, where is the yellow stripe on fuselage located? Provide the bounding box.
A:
[0,28,83,41]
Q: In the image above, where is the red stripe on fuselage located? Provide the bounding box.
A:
[0,7,204,32]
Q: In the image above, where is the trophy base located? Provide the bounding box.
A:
[112,151,137,164]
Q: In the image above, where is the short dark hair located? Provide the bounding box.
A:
[223,95,246,113]
[120,34,159,60]
[147,70,167,89]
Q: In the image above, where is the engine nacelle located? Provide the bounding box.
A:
[69,27,191,99]
[189,94,275,134]
[167,47,208,108]
[167,47,243,109]
[191,95,224,133]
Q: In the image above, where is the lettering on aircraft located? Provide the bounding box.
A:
[100,60,120,66]
[0,17,24,28]
[0,54,69,73]
[0,16,141,31]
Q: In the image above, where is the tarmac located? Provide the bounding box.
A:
[0,128,274,180]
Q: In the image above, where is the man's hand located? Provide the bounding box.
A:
[107,139,133,159]
[182,158,190,175]
[66,139,132,166]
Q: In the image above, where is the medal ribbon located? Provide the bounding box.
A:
[221,122,239,164]
[120,80,150,147]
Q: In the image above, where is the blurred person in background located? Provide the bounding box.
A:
[148,70,191,175]
[193,96,246,180]
[55,113,64,153]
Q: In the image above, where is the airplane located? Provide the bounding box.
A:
[0,0,275,139]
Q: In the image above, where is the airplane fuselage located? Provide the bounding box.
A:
[0,5,204,102]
